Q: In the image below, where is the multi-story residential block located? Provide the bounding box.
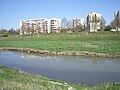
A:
[39,18,50,33]
[114,11,120,31]
[72,18,84,28]
[49,18,61,33]
[20,18,61,35]
[86,12,103,32]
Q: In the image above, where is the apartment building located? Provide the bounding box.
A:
[20,18,61,35]
[39,18,50,33]
[72,18,84,28]
[86,12,103,32]
[114,11,120,31]
[49,18,61,33]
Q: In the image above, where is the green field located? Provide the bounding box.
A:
[0,66,120,90]
[0,32,120,56]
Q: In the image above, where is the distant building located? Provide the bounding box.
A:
[86,12,103,32]
[20,18,61,35]
[72,18,84,32]
[39,18,50,33]
[72,18,84,28]
[49,18,61,33]
[114,11,120,31]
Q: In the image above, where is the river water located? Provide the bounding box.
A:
[0,51,120,86]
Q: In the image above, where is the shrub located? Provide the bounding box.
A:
[104,25,112,31]
[2,31,9,37]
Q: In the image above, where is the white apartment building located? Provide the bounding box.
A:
[87,12,103,32]
[20,18,61,35]
[39,18,49,33]
[72,18,84,28]
[49,18,61,33]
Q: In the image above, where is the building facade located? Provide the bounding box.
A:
[72,18,84,28]
[86,12,103,32]
[114,11,120,31]
[49,18,61,33]
[20,18,61,35]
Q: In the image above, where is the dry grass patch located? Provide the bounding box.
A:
[81,42,99,48]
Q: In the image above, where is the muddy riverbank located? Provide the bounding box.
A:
[0,47,119,58]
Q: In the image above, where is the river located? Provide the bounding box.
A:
[0,51,120,86]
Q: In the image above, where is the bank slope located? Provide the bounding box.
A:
[0,66,120,90]
[0,32,120,57]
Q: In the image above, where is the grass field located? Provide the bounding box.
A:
[0,66,120,90]
[0,32,120,56]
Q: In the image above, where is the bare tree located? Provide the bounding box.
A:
[61,17,68,29]
[101,17,106,31]
[66,20,72,30]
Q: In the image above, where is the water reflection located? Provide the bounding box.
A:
[0,51,120,86]
[20,52,120,65]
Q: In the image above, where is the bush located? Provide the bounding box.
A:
[2,31,9,37]
[104,25,112,31]
[60,29,68,33]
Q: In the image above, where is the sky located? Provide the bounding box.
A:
[0,0,120,30]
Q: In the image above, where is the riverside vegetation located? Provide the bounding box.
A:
[0,32,120,90]
[0,32,120,57]
[0,66,120,90]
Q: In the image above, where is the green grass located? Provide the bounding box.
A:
[0,66,120,90]
[0,32,120,55]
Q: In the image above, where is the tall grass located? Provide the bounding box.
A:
[0,66,120,90]
[0,32,120,55]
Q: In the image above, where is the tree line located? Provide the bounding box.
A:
[0,28,20,37]
[60,16,120,32]
[0,15,119,37]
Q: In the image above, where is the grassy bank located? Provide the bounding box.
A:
[0,66,120,90]
[0,32,120,56]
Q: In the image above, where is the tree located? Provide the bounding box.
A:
[15,28,20,34]
[104,25,112,31]
[73,24,84,32]
[101,17,106,31]
[61,17,68,29]
[72,19,85,32]
[0,28,7,33]
[90,14,104,32]
[31,23,34,34]
[8,28,15,34]
[66,20,72,30]
[37,25,41,33]
[2,31,9,37]
[61,17,72,32]
[93,14,97,32]
[111,19,119,30]
[0,29,9,37]
[111,11,120,31]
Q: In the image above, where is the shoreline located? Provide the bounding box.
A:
[1,65,120,90]
[0,47,119,58]
[0,66,76,90]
